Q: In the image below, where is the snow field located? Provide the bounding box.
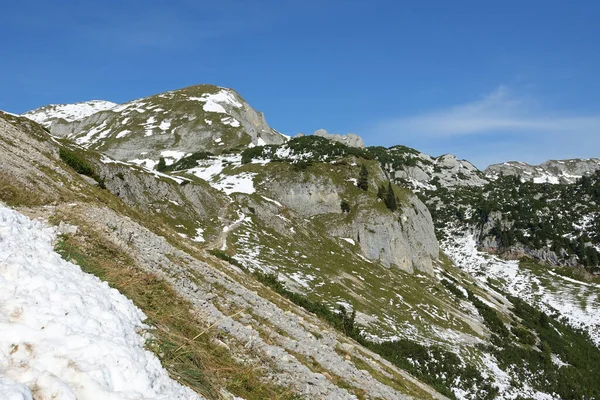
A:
[0,206,201,400]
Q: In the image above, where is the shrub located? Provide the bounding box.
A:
[241,147,266,164]
[156,157,167,172]
[441,279,466,299]
[384,181,397,211]
[165,151,214,171]
[59,148,95,177]
[340,199,350,213]
[357,165,369,191]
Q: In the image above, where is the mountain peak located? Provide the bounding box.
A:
[25,84,288,164]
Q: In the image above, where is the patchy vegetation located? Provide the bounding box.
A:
[59,147,105,187]
[55,228,301,400]
[426,173,600,270]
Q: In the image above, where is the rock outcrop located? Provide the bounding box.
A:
[307,129,365,148]
[377,147,489,190]
[328,199,438,274]
[260,161,438,274]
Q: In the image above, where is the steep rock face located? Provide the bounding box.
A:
[25,85,288,163]
[261,162,439,274]
[328,200,438,274]
[94,157,231,243]
[485,158,600,184]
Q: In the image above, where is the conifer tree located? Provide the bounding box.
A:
[357,165,369,191]
[384,181,397,211]
[377,184,386,200]
[156,157,167,172]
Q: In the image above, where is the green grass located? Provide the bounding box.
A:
[58,147,106,188]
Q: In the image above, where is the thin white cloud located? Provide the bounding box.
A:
[376,86,600,137]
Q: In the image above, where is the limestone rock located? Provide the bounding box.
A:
[312,129,365,148]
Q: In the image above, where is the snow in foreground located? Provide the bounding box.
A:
[0,206,201,400]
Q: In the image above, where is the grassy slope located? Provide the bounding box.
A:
[1,113,445,399]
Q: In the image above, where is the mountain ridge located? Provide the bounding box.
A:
[22,85,600,189]
[5,83,600,400]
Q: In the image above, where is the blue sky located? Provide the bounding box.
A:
[1,0,599,168]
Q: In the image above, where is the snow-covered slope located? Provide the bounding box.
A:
[442,226,600,346]
[0,205,201,400]
[23,100,118,127]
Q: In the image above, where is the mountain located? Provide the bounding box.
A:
[1,110,446,400]
[23,84,288,167]
[4,84,600,400]
[486,158,600,184]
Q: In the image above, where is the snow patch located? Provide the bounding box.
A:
[160,150,186,164]
[159,119,171,131]
[192,227,205,243]
[221,116,240,127]
[23,100,117,125]
[115,129,131,139]
[0,206,200,400]
[129,158,159,170]
[213,173,256,195]
[261,196,283,207]
[76,121,108,145]
[533,174,560,184]
[341,237,356,245]
[189,90,242,114]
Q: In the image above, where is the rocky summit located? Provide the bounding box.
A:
[1,84,600,400]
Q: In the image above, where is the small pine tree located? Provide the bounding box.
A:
[384,181,397,211]
[337,305,356,336]
[345,309,356,336]
[340,199,351,213]
[357,165,369,191]
[377,184,386,200]
[156,157,167,172]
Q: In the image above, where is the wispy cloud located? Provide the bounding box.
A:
[371,85,600,168]
[376,85,600,138]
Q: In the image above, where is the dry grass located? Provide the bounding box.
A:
[0,175,51,207]
[55,222,302,400]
